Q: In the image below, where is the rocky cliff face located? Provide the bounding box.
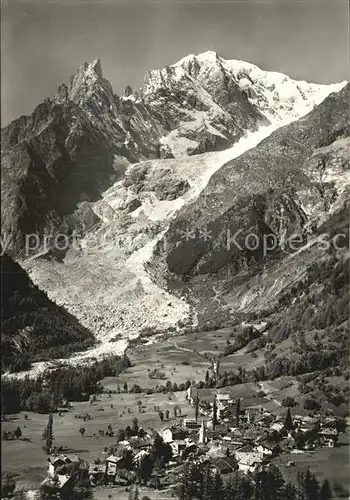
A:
[1,254,94,370]
[2,52,344,257]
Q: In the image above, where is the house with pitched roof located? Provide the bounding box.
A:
[170,440,187,457]
[208,457,237,475]
[318,427,338,447]
[162,426,188,443]
[133,450,150,467]
[88,462,106,486]
[41,474,75,497]
[256,440,281,457]
[235,451,264,473]
[47,454,80,477]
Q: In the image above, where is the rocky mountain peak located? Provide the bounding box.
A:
[68,57,112,103]
[174,50,219,68]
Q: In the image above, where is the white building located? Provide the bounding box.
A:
[198,420,207,444]
[162,427,187,443]
[105,455,123,476]
[162,428,174,443]
[256,442,279,456]
[216,394,233,405]
[270,422,285,432]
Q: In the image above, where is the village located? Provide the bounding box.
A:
[38,361,345,499]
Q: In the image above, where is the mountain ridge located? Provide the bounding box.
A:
[1,52,348,373]
[1,52,346,257]
[149,84,349,281]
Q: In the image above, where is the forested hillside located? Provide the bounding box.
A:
[1,254,95,371]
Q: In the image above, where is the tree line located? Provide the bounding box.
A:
[1,354,131,414]
[178,462,334,500]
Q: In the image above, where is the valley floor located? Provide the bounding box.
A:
[2,390,195,490]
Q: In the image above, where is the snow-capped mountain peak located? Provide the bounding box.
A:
[172,50,218,67]
[134,51,347,158]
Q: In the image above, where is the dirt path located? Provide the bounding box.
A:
[166,338,212,364]
[258,381,282,406]
[167,339,195,354]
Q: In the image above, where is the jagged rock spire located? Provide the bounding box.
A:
[90,58,103,78]
[68,58,113,103]
[56,84,68,104]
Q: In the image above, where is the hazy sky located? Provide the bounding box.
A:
[1,0,348,126]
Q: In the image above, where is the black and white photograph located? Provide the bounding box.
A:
[1,0,349,498]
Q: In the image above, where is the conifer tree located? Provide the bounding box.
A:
[298,468,320,500]
[284,482,299,500]
[195,394,200,423]
[284,407,294,431]
[14,426,22,440]
[201,464,213,500]
[43,413,54,454]
[128,484,140,500]
[224,476,237,500]
[179,463,196,500]
[306,470,320,500]
[320,479,332,500]
[212,469,224,500]
[257,466,285,500]
[212,398,218,429]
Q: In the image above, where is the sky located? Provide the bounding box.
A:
[1,0,348,126]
